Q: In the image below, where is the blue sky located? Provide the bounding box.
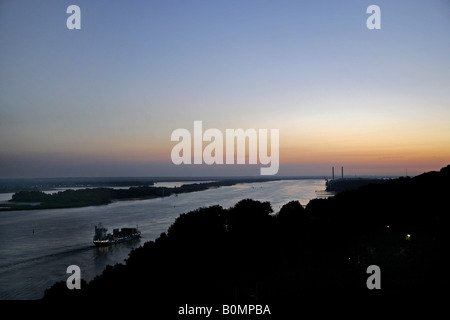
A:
[1,0,449,177]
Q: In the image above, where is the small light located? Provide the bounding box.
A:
[406,234,411,240]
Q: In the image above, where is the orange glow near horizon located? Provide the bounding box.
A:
[6,113,448,177]
[91,119,450,176]
[273,108,450,175]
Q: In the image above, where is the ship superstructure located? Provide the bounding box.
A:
[93,223,141,246]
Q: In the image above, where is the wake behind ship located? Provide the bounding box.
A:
[93,223,141,246]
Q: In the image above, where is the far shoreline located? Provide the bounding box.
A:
[0,178,305,211]
[0,176,396,212]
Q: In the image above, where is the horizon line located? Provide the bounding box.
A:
[0,173,410,182]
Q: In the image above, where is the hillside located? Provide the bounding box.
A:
[43,165,450,315]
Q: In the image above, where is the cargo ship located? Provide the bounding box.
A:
[93,223,141,246]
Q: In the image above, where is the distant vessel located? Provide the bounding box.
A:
[93,223,141,247]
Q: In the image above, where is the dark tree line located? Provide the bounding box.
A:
[43,166,450,315]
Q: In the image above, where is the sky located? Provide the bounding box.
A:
[1,0,449,178]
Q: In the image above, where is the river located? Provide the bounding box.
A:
[0,179,328,300]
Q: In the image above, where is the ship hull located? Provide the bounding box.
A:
[93,234,141,247]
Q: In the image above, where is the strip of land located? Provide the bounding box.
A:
[0,179,275,211]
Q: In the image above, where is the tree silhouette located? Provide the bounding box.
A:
[43,166,450,312]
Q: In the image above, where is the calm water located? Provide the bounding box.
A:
[0,179,327,300]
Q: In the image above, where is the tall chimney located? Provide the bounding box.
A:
[341,166,344,179]
[332,167,334,180]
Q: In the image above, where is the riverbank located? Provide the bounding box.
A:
[0,179,265,211]
[325,177,390,193]
[0,177,331,211]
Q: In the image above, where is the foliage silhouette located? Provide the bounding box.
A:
[43,165,450,314]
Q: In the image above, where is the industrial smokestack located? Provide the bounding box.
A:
[341,166,344,179]
[332,167,334,180]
